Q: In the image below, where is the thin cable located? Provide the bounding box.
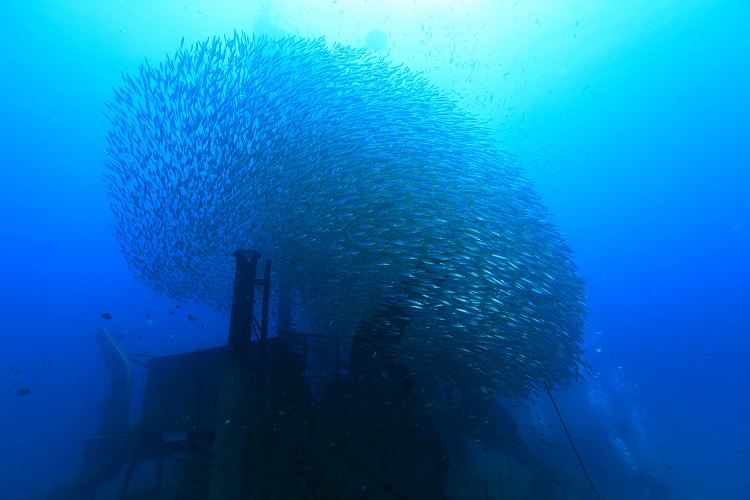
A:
[544,380,600,500]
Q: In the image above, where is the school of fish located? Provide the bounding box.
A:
[103,32,588,399]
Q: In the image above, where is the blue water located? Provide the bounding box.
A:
[1,1,748,498]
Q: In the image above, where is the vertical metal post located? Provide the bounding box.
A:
[257,259,271,417]
[303,335,308,372]
[334,338,341,407]
[259,259,271,343]
[227,250,261,357]
[211,249,261,499]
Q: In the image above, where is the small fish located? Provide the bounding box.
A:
[180,413,192,424]
[103,33,590,402]
[16,387,31,396]
[187,315,198,322]
[101,313,112,320]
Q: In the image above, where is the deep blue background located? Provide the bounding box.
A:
[1,1,748,498]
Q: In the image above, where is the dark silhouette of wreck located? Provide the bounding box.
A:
[49,249,555,499]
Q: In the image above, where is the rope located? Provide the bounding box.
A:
[544,380,600,500]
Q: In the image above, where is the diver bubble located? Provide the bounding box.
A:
[365,29,387,51]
